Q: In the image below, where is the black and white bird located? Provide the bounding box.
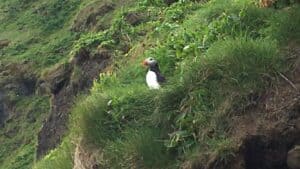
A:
[142,57,166,89]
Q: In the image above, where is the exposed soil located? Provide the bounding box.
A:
[36,48,112,159]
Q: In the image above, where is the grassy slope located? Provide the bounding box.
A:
[34,0,300,169]
[1,0,299,168]
[0,0,81,168]
[0,0,138,168]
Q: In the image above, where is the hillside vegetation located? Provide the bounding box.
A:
[0,0,299,169]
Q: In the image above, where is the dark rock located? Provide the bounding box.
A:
[0,39,10,49]
[71,2,115,32]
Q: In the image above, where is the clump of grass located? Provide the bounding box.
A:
[165,37,284,156]
[203,37,282,92]
[33,138,74,169]
[0,95,50,169]
[70,84,157,146]
[70,93,113,146]
[31,0,300,169]
[103,128,175,169]
[263,4,300,43]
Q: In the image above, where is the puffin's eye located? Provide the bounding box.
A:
[149,58,153,61]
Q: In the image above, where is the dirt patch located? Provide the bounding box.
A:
[36,48,112,159]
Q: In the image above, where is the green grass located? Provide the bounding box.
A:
[65,37,285,168]
[103,128,175,169]
[263,5,300,43]
[0,96,49,169]
[0,0,81,168]
[33,138,74,169]
[0,0,80,71]
[65,1,294,167]
[1,0,299,168]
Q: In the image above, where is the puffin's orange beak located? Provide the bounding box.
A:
[142,60,148,67]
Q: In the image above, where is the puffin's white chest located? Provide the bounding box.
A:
[146,70,160,89]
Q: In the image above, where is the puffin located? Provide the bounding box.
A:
[142,57,166,89]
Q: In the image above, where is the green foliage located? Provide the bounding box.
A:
[168,37,283,152]
[103,128,174,169]
[263,4,300,43]
[0,0,80,168]
[33,139,74,169]
[2,0,300,168]
[71,93,115,146]
[71,9,135,53]
[139,0,165,7]
[0,96,49,169]
[16,0,81,33]
[2,144,36,169]
[71,37,284,168]
[65,1,294,168]
[37,0,80,32]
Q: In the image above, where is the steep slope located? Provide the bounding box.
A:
[33,0,300,169]
[1,0,300,169]
[0,0,149,168]
[0,0,81,168]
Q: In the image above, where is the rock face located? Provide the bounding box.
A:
[71,1,115,32]
[287,146,300,169]
[36,48,112,159]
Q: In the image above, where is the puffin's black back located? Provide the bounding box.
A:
[149,63,166,83]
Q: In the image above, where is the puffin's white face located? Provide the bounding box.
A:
[142,57,157,67]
